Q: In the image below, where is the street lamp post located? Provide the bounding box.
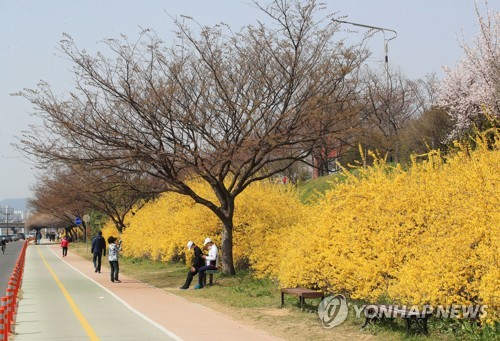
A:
[333,19,397,168]
[333,19,397,82]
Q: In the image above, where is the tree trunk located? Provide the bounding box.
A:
[220,217,236,275]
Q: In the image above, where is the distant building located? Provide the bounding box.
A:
[312,148,339,178]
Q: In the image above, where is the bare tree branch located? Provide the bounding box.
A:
[16,0,367,274]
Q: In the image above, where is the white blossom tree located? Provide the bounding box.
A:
[439,1,500,137]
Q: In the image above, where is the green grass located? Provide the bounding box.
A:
[296,162,407,204]
[296,172,347,203]
[196,272,279,307]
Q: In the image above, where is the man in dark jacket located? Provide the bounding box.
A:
[179,241,204,289]
[91,231,106,273]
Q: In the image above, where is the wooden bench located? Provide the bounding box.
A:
[281,288,324,310]
[202,269,220,286]
[361,304,433,335]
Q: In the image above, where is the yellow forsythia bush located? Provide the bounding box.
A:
[233,181,304,275]
[276,130,499,321]
[101,221,120,246]
[117,178,304,269]
[102,129,498,321]
[118,179,219,262]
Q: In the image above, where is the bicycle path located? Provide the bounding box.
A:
[14,244,282,340]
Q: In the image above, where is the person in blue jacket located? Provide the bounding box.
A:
[91,231,106,273]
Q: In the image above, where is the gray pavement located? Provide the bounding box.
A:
[15,244,179,340]
[0,240,23,292]
[14,243,282,341]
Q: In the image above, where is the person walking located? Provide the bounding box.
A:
[1,238,7,254]
[91,231,106,273]
[194,238,218,289]
[60,236,69,257]
[108,236,122,283]
[179,241,205,290]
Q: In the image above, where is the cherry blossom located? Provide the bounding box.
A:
[439,1,499,138]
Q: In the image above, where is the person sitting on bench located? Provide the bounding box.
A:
[194,238,218,289]
[179,240,205,290]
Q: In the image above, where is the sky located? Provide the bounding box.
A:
[0,0,497,201]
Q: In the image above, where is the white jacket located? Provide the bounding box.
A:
[108,243,122,261]
[206,244,218,267]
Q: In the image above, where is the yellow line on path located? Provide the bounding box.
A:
[37,247,100,341]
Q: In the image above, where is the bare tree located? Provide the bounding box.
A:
[401,106,454,157]
[25,213,68,235]
[309,85,364,177]
[78,169,164,233]
[398,75,453,159]
[17,0,367,274]
[28,169,90,239]
[361,67,425,163]
[31,164,163,233]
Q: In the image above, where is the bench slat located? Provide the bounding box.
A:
[281,288,324,310]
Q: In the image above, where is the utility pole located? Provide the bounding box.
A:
[1,206,14,235]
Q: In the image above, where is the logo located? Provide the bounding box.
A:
[318,294,348,328]
[355,304,488,320]
[316,295,487,330]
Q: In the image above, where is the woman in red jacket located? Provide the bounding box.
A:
[60,236,69,257]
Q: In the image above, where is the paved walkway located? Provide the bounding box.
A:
[14,244,281,341]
